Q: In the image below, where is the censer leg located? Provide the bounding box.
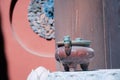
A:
[80,63,89,71]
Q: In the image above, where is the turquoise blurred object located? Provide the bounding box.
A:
[57,36,91,47]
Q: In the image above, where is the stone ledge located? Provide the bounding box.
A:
[27,66,120,80]
[48,69,120,80]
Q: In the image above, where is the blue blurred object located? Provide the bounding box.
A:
[42,0,54,19]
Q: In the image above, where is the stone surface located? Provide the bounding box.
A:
[48,69,120,80]
[27,66,120,80]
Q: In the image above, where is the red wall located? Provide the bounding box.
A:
[1,0,56,80]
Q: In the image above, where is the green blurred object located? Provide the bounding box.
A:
[56,36,91,47]
[63,35,71,44]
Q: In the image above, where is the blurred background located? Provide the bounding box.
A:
[1,0,120,80]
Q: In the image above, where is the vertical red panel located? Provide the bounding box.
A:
[55,0,106,70]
